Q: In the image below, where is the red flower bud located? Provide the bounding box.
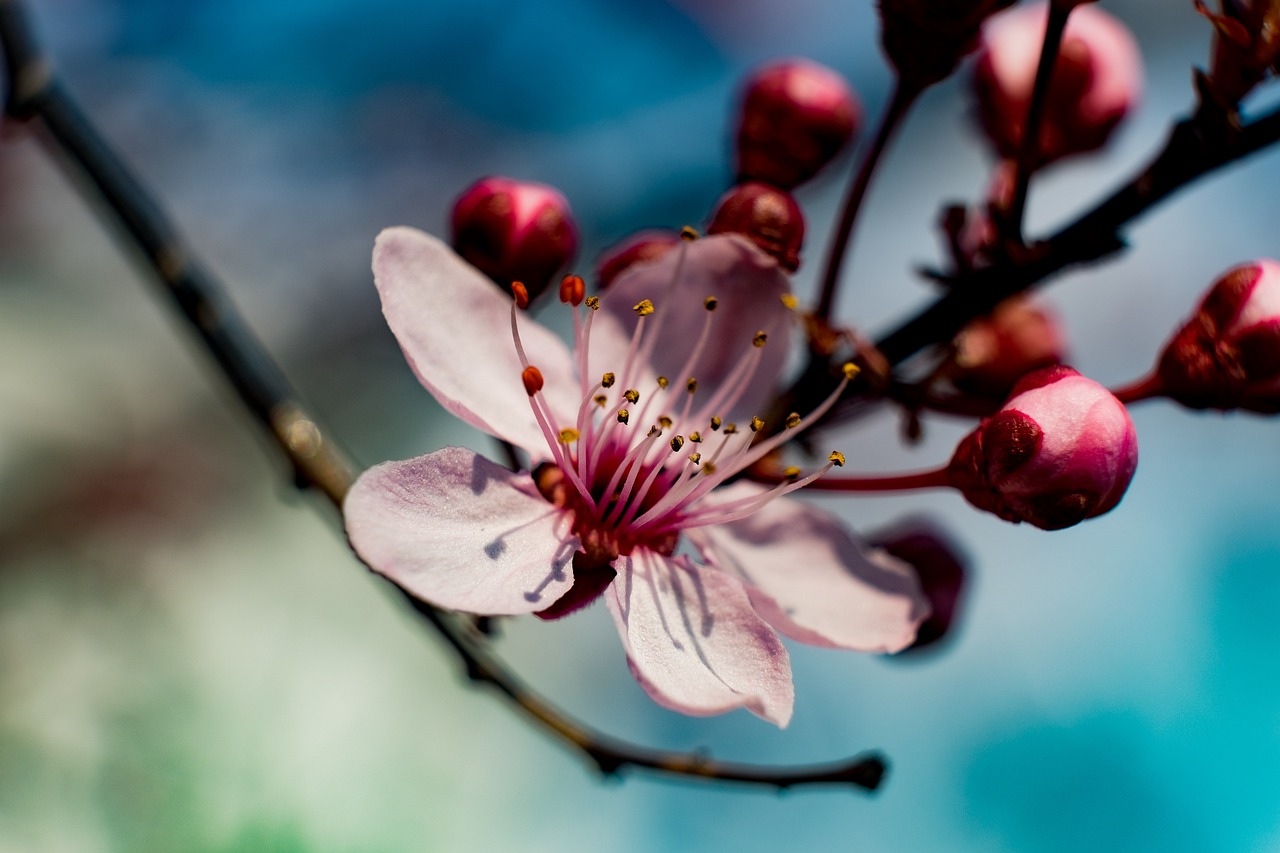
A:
[1197,0,1280,105]
[973,2,1142,166]
[878,0,1016,88]
[1157,260,1280,412]
[594,229,681,290]
[706,182,805,272]
[869,519,969,653]
[952,297,1066,397]
[948,366,1138,530]
[450,177,578,301]
[735,60,860,189]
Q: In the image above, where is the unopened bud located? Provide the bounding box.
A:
[735,59,861,189]
[879,0,1017,88]
[450,176,578,302]
[707,182,805,272]
[973,2,1143,166]
[595,229,681,290]
[947,366,1138,530]
[1157,260,1280,412]
[869,518,969,653]
[1198,0,1280,106]
[952,297,1066,397]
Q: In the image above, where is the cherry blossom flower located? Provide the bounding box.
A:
[344,226,929,726]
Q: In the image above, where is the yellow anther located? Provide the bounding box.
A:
[842,362,861,380]
[702,462,717,475]
[648,425,662,438]
[634,299,655,316]
[704,296,718,311]
[710,416,723,431]
[623,389,641,404]
[689,431,702,443]
[780,293,799,310]
[724,422,738,434]
[828,451,846,467]
[686,377,698,394]
[670,435,685,452]
[594,394,608,408]
[680,225,699,241]
[750,416,765,433]
[785,412,802,429]
[617,408,630,424]
[752,331,768,348]
[657,376,670,389]
[782,466,801,481]
[658,415,674,429]
[601,372,616,388]
[558,428,580,444]
[689,452,702,465]
[585,296,600,310]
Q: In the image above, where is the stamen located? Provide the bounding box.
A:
[522,366,544,396]
[749,416,765,433]
[657,376,670,389]
[658,415,673,429]
[680,225,699,241]
[585,296,600,310]
[686,377,698,394]
[710,417,722,431]
[690,452,702,465]
[617,409,630,424]
[785,412,802,429]
[594,395,608,407]
[558,428,580,444]
[623,389,641,404]
[829,450,846,467]
[782,466,801,481]
[753,331,768,347]
[602,372,616,388]
[724,423,738,434]
[670,435,685,452]
[559,274,585,305]
[633,299,655,316]
[512,281,530,310]
[689,432,702,443]
[664,462,838,532]
[780,293,798,310]
[704,296,718,311]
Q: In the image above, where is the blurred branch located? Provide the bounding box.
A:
[0,0,886,793]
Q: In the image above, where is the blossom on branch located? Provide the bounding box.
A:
[344,227,928,726]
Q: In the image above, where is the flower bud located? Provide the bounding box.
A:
[1197,0,1280,106]
[879,0,1016,89]
[1156,260,1280,412]
[952,297,1066,397]
[948,366,1138,530]
[734,60,860,189]
[706,182,805,272]
[972,2,1142,166]
[594,229,681,290]
[450,176,578,301]
[868,519,969,653]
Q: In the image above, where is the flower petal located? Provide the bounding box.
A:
[605,550,794,727]
[344,446,577,615]
[590,235,793,419]
[690,484,929,653]
[373,226,579,454]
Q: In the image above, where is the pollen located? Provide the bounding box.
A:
[842,362,861,380]
[710,416,722,431]
[670,435,685,452]
[559,274,585,306]
[521,365,544,396]
[689,431,702,443]
[723,422,738,434]
[657,376,670,389]
[780,293,799,310]
[702,462,718,475]
[704,296,718,311]
[658,415,674,429]
[828,450,846,467]
[749,416,765,433]
[617,408,630,424]
[686,377,698,394]
[752,331,768,347]
[623,389,640,404]
[511,281,530,310]
[594,394,608,408]
[689,452,702,465]
[783,466,801,481]
[601,372,616,388]
[585,296,600,310]
[680,225,699,241]
[558,428,580,444]
[634,299,655,316]
[647,425,662,438]
[785,412,802,429]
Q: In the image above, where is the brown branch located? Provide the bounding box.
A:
[0,0,888,793]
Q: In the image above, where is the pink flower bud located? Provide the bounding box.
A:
[952,297,1066,397]
[973,2,1142,166]
[706,182,805,272]
[1157,260,1280,412]
[735,60,860,189]
[879,0,1016,88]
[948,366,1138,530]
[869,519,968,653]
[449,176,578,301]
[594,229,681,290]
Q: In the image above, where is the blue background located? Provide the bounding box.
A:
[2,1,1278,850]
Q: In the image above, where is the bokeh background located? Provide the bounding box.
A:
[3,1,1279,850]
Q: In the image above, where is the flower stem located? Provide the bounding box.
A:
[1111,373,1164,404]
[813,78,922,323]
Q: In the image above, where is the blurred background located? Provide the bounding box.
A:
[2,1,1279,850]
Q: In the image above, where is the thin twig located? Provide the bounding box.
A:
[0,0,888,792]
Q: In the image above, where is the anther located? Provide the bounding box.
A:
[647,425,662,438]
[623,389,641,404]
[686,377,698,394]
[780,294,799,310]
[785,412,802,429]
[690,452,702,465]
[585,296,600,310]
[670,435,685,452]
[634,299,655,316]
[704,296,719,311]
[511,281,530,310]
[617,408,630,424]
[842,362,861,380]
[689,431,702,443]
[724,422,738,434]
[783,466,801,481]
[657,376,670,389]
[658,415,674,429]
[828,450,846,467]
[521,365,545,396]
[559,274,585,306]
[750,416,765,432]
[602,372,616,388]
[558,428,580,444]
[594,394,608,407]
[680,225,699,241]
[753,331,768,347]
[710,416,723,431]
[702,462,718,475]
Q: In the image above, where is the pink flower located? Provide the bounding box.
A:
[344,227,929,726]
[947,365,1138,530]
